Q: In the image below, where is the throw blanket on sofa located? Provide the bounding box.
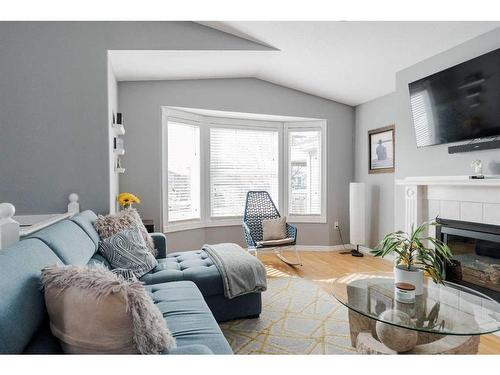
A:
[202,243,267,299]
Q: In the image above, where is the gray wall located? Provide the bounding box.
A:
[118,78,355,251]
[354,93,397,247]
[394,26,500,230]
[353,27,500,239]
[0,22,270,215]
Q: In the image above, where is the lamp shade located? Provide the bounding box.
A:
[349,182,366,246]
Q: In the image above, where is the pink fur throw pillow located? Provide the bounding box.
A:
[41,264,175,354]
[94,208,157,257]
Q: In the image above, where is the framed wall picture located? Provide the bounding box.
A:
[368,125,395,174]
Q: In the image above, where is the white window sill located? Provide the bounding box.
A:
[288,215,327,224]
[164,219,242,233]
[164,216,327,233]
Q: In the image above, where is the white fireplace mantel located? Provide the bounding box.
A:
[396,175,500,187]
[396,176,500,235]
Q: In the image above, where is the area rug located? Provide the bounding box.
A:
[219,276,356,354]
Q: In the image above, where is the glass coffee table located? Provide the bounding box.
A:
[332,272,500,354]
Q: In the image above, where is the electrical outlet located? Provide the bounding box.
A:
[334,221,339,229]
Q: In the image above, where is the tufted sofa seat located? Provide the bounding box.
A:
[139,250,262,322]
[147,281,232,354]
[141,251,223,296]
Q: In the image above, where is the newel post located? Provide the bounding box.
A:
[68,193,80,215]
[0,203,20,250]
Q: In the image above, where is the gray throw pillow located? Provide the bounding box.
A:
[94,208,157,257]
[99,226,158,279]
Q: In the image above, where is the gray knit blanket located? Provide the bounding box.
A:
[202,243,267,299]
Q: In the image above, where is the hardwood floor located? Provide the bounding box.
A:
[257,249,500,354]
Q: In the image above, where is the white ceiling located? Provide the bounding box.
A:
[110,21,500,106]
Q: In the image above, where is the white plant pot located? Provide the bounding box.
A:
[394,265,424,295]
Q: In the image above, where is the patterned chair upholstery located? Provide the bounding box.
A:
[242,191,297,249]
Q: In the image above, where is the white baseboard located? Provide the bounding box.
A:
[259,244,376,253]
[294,245,354,252]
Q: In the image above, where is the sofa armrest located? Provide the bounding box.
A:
[163,344,214,355]
[151,232,167,258]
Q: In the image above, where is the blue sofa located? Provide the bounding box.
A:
[0,210,261,354]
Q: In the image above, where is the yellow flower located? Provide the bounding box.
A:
[117,192,141,207]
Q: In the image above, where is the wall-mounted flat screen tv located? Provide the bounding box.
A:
[409,48,500,148]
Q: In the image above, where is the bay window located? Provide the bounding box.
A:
[287,129,322,217]
[166,120,201,223]
[210,127,279,218]
[163,108,326,231]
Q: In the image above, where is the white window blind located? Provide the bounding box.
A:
[288,130,321,216]
[210,127,279,218]
[167,121,201,222]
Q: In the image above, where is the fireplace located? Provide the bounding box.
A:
[436,218,500,301]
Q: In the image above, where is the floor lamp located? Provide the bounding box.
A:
[349,182,365,257]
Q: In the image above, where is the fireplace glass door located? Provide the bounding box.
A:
[437,220,500,301]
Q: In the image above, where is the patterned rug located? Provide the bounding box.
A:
[219,276,356,354]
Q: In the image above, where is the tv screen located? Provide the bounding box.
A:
[409,48,500,148]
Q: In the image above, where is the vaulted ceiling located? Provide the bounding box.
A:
[109,21,500,106]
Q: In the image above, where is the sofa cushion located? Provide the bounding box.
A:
[0,238,62,354]
[29,220,97,265]
[140,250,224,297]
[146,281,232,355]
[256,237,295,247]
[70,210,100,247]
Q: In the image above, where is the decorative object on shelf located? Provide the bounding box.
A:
[117,192,141,209]
[368,124,395,174]
[371,221,453,294]
[470,159,484,179]
[112,124,125,135]
[114,137,125,155]
[115,157,125,173]
[116,112,123,125]
[112,112,115,125]
[348,182,365,257]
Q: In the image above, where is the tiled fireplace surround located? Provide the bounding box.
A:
[397,176,500,235]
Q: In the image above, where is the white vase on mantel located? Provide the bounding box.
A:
[394,265,424,295]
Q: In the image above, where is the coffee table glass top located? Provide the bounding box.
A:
[332,272,500,336]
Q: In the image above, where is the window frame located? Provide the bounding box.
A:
[284,121,327,224]
[162,108,326,232]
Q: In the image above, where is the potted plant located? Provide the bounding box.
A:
[371,221,453,295]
